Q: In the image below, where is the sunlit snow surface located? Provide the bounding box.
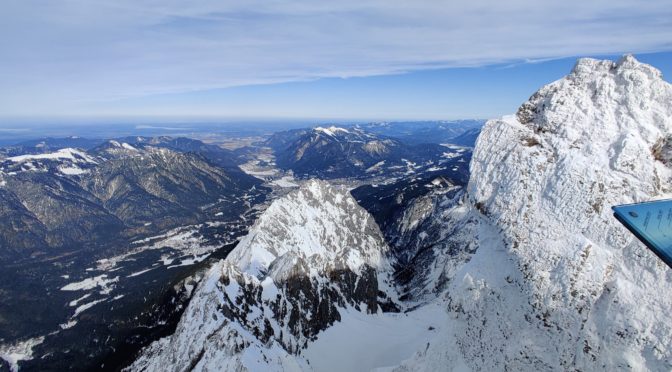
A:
[7,148,97,164]
[397,56,672,370]
[303,303,448,372]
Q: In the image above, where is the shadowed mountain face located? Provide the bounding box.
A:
[0,188,50,254]
[129,180,399,370]
[266,126,466,179]
[0,139,264,260]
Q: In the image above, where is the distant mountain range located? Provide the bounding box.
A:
[0,137,264,260]
[266,125,473,179]
[355,120,483,145]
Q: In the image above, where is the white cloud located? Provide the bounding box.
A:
[1,0,671,115]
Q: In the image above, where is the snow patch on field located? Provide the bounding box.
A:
[58,165,87,175]
[127,268,155,278]
[366,160,386,173]
[68,293,92,307]
[98,225,217,272]
[59,320,77,330]
[61,274,118,293]
[73,298,107,317]
[0,336,45,372]
[166,254,210,269]
[271,176,298,188]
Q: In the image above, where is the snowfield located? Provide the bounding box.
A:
[303,303,449,372]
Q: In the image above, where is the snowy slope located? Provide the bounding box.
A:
[1,147,99,176]
[395,55,672,370]
[128,180,398,371]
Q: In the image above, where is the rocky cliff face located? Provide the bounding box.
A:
[396,55,672,371]
[129,180,397,371]
[351,175,477,303]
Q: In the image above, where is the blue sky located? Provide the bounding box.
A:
[94,52,672,121]
[1,1,671,121]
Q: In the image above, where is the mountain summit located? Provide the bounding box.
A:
[397,55,672,370]
[267,126,453,179]
[130,180,397,370]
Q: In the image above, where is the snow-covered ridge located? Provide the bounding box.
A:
[2,148,98,176]
[7,148,97,164]
[108,140,138,151]
[313,126,350,136]
[398,55,672,370]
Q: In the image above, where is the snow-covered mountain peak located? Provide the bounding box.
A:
[410,56,672,370]
[314,126,351,136]
[310,125,374,142]
[228,179,392,279]
[6,148,96,164]
[130,179,399,371]
[517,54,670,142]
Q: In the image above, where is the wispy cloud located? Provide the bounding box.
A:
[1,0,671,115]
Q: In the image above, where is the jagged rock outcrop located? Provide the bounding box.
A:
[128,180,397,371]
[395,55,672,371]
